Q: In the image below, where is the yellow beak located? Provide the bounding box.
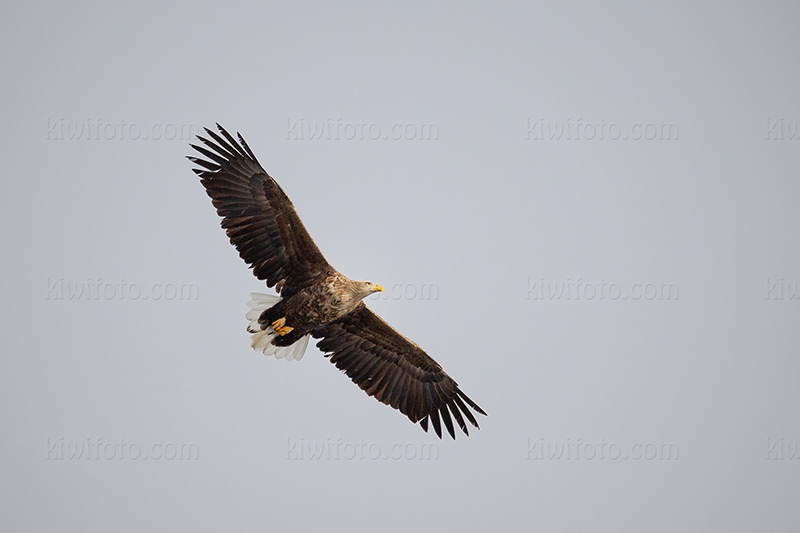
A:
[374,284,384,292]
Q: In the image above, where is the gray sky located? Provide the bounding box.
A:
[2,1,799,531]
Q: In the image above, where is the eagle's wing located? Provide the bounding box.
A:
[312,303,486,439]
[188,124,329,297]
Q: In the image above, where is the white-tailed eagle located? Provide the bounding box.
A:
[188,124,485,439]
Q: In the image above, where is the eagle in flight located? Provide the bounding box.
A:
[188,124,485,439]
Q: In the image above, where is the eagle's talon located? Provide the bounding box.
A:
[271,318,294,336]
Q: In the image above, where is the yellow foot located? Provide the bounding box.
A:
[271,318,294,336]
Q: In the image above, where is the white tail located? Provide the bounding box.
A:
[246,292,310,361]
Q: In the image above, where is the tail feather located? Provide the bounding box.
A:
[246,292,309,361]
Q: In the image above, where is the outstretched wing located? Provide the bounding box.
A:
[188,124,330,297]
[312,304,486,439]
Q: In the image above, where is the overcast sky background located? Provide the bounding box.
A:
[2,1,799,531]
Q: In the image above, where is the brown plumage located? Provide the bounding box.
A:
[189,123,486,439]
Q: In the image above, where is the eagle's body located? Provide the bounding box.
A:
[255,270,375,346]
[189,124,485,439]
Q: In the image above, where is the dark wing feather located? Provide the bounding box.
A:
[312,303,486,439]
[188,124,329,297]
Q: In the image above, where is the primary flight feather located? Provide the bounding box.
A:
[188,124,485,439]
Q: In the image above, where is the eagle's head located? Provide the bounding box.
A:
[356,281,384,299]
